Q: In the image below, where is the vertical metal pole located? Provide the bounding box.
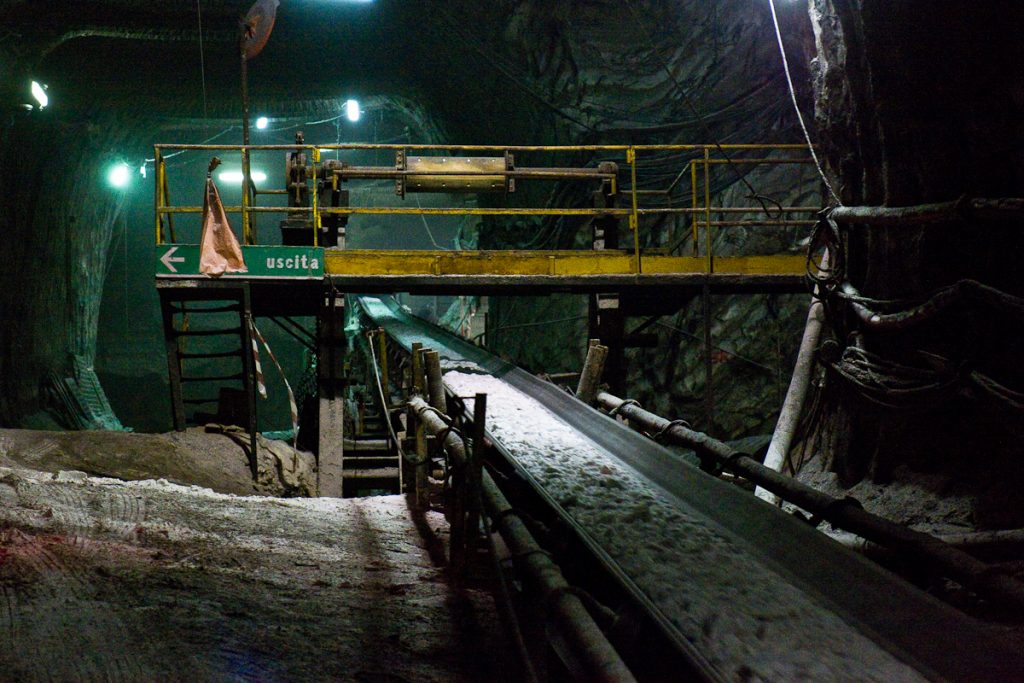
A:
[411,343,429,508]
[241,146,253,245]
[703,147,713,273]
[690,159,698,256]
[155,148,164,245]
[311,147,320,246]
[240,41,253,245]
[467,392,486,563]
[702,284,714,433]
[160,159,175,243]
[628,147,641,273]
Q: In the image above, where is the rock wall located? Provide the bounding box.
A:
[479,0,822,437]
[802,1,1024,491]
[0,112,141,426]
[0,0,822,441]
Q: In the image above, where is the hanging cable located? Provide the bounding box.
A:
[413,185,449,250]
[767,0,841,205]
[367,331,407,466]
[196,0,208,118]
[625,0,779,219]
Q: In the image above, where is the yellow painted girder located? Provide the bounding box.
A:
[323,250,807,277]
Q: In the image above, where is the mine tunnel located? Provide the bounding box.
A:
[1,0,1024,680]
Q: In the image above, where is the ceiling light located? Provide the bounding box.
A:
[30,81,48,109]
[255,116,269,130]
[345,99,360,122]
[218,170,268,184]
[107,162,131,189]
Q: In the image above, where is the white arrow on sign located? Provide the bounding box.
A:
[160,246,186,273]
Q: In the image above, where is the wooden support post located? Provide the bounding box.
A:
[159,292,187,432]
[317,290,346,498]
[317,396,344,497]
[576,340,609,405]
[588,293,624,396]
[239,287,258,478]
[467,393,486,554]
[424,350,445,413]
[409,343,430,508]
[408,394,633,681]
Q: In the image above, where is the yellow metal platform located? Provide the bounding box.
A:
[151,142,819,294]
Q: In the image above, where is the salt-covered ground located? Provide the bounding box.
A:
[0,466,506,682]
[444,370,925,682]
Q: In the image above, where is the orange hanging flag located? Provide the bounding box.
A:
[199,172,247,277]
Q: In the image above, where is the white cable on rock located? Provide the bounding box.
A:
[767,0,842,206]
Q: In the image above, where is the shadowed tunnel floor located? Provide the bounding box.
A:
[0,467,507,682]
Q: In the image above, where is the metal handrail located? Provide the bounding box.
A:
[153,142,821,275]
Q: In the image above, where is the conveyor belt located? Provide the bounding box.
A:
[356,295,1024,682]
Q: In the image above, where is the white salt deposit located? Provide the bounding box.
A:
[443,371,925,682]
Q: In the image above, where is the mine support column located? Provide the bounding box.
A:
[316,288,347,497]
[589,169,627,396]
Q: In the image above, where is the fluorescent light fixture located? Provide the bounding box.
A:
[107,162,131,189]
[255,116,269,130]
[30,81,48,109]
[218,170,267,184]
[345,99,360,122]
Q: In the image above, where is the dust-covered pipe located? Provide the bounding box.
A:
[596,391,1024,615]
[408,395,636,682]
[756,251,829,504]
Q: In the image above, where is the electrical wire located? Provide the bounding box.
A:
[624,0,778,219]
[767,0,841,205]
[413,189,449,250]
[423,0,596,132]
[196,0,208,119]
[653,320,777,375]
[367,331,407,479]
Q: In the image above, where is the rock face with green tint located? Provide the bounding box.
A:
[0,0,819,438]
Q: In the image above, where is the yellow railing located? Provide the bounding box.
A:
[153,143,820,275]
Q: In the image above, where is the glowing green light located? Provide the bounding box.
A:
[30,81,48,109]
[256,116,269,130]
[107,162,131,189]
[345,99,360,122]
[218,170,267,184]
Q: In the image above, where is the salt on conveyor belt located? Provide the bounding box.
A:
[443,370,925,683]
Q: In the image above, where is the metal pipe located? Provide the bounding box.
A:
[829,197,1024,226]
[481,476,637,683]
[595,391,1024,614]
[334,167,616,181]
[756,251,829,505]
[158,205,816,218]
[834,528,1024,561]
[156,143,815,152]
[407,395,635,681]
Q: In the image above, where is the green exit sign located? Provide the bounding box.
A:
[156,244,325,279]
